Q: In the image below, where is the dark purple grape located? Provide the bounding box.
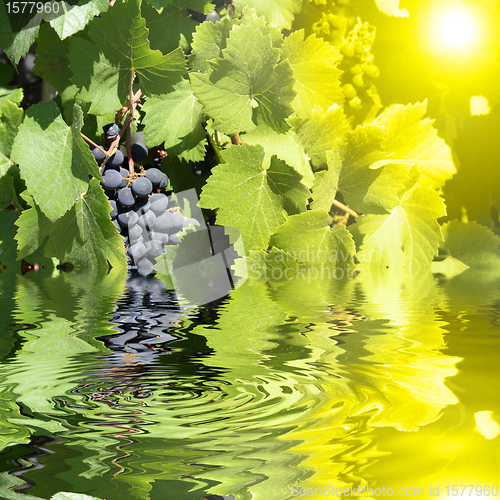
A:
[155,212,173,232]
[117,210,139,229]
[103,123,119,141]
[112,219,120,231]
[169,231,182,245]
[119,168,129,188]
[137,210,156,230]
[159,173,169,190]
[129,241,146,262]
[109,200,118,219]
[101,169,123,190]
[145,168,164,187]
[117,187,135,208]
[171,211,185,228]
[109,149,124,168]
[129,224,143,243]
[132,177,153,197]
[90,142,106,163]
[137,257,154,276]
[149,193,169,214]
[145,240,165,260]
[182,217,200,229]
[151,232,169,244]
[131,143,148,162]
[205,9,220,23]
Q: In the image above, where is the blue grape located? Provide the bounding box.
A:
[103,123,119,141]
[109,200,118,219]
[205,9,220,23]
[182,217,200,229]
[149,193,169,214]
[132,177,153,197]
[90,142,106,163]
[101,169,123,190]
[155,212,173,232]
[136,257,154,276]
[117,187,135,208]
[145,168,164,187]
[117,210,139,228]
[129,224,143,243]
[131,143,148,162]
[119,168,129,188]
[109,149,124,168]
[169,231,182,245]
[137,210,156,230]
[171,211,185,228]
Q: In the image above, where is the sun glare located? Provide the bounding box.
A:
[436,8,476,49]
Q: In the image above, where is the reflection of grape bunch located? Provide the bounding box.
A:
[91,124,201,276]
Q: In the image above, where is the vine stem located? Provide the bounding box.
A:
[230,134,243,145]
[332,199,359,219]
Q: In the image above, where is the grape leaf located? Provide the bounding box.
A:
[375,0,409,17]
[200,144,309,251]
[269,209,356,268]
[242,119,314,188]
[189,17,235,74]
[51,492,104,500]
[372,102,456,188]
[0,210,19,265]
[233,0,302,30]
[190,21,296,135]
[0,2,42,65]
[311,144,341,212]
[354,186,446,273]
[432,221,500,276]
[33,23,73,92]
[244,248,306,280]
[0,87,23,108]
[336,124,415,214]
[0,99,24,177]
[289,105,349,170]
[142,0,208,56]
[281,30,343,117]
[50,0,109,39]
[11,102,101,222]
[142,79,206,162]
[16,180,127,271]
[69,0,185,115]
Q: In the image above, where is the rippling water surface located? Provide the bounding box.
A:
[0,267,499,500]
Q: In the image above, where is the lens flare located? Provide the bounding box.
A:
[436,8,476,49]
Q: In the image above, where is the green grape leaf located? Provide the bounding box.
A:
[269,209,356,269]
[200,144,309,251]
[190,21,295,135]
[33,23,73,92]
[432,221,500,276]
[373,102,456,188]
[0,66,14,87]
[0,2,42,65]
[311,144,341,212]
[49,0,109,39]
[375,0,409,17]
[337,124,414,214]
[242,117,314,188]
[16,180,127,271]
[355,186,446,273]
[142,0,208,56]
[0,99,24,177]
[289,105,349,170]
[51,492,104,500]
[69,0,185,115]
[233,0,302,30]
[189,17,235,74]
[282,30,343,117]
[244,247,306,280]
[11,102,101,222]
[0,87,23,108]
[267,156,310,216]
[0,174,21,211]
[142,80,206,162]
[0,210,19,265]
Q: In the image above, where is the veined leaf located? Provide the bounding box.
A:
[289,105,349,170]
[0,99,23,177]
[311,144,342,212]
[49,0,109,39]
[233,0,302,30]
[372,102,456,188]
[190,21,295,135]
[355,186,446,273]
[199,144,309,251]
[375,0,410,17]
[69,0,185,115]
[11,102,101,222]
[282,30,344,117]
[143,0,208,56]
[15,180,127,271]
[269,209,356,268]
[432,221,500,276]
[142,79,206,162]
[242,118,314,188]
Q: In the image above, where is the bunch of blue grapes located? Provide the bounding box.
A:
[90,124,200,276]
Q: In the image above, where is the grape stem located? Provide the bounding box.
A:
[230,134,243,145]
[331,199,359,219]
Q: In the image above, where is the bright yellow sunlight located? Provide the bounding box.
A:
[435,7,476,49]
